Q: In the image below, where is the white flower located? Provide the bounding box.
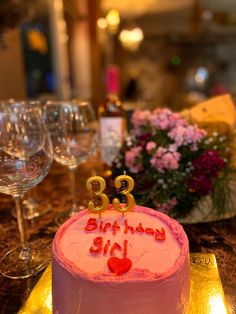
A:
[219,136,226,142]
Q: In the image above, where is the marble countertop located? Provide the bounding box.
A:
[0,161,235,314]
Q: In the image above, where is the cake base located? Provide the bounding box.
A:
[19,254,228,314]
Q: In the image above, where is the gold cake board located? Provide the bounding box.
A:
[18,253,229,314]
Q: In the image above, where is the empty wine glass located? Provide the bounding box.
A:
[44,100,98,225]
[0,102,53,279]
[9,100,52,220]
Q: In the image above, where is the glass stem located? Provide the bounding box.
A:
[25,191,36,217]
[14,196,31,260]
[69,169,77,216]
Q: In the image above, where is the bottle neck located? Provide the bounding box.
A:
[105,64,120,96]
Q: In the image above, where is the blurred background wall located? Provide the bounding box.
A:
[0,28,26,99]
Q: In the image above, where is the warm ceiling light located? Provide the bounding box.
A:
[119,27,144,51]
[97,17,107,29]
[106,9,120,32]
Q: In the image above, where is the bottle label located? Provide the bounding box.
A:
[100,117,123,166]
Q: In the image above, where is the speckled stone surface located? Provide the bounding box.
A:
[0,161,235,314]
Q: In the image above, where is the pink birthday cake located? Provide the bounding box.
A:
[52,205,190,314]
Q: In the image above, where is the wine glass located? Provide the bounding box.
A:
[44,100,98,225]
[0,102,53,279]
[9,100,52,220]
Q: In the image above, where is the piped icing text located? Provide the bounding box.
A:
[85,218,166,242]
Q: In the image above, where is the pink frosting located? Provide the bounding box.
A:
[52,205,190,314]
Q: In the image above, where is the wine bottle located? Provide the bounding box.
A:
[99,64,127,167]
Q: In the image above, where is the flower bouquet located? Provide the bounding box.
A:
[113,108,236,220]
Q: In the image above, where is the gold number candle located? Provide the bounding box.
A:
[86,176,109,218]
[112,172,135,216]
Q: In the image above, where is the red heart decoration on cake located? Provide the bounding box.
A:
[108,257,132,275]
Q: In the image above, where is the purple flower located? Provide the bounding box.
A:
[192,150,225,177]
[136,133,152,147]
[188,174,213,195]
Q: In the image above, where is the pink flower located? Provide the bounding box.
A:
[155,197,178,213]
[125,146,143,173]
[150,147,180,172]
[131,110,151,128]
[169,143,178,152]
[151,109,187,130]
[146,141,156,153]
[168,125,207,147]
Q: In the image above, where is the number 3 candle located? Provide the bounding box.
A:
[86,176,109,218]
[86,173,135,218]
[112,172,135,217]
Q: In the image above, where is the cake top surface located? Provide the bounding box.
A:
[53,205,189,282]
